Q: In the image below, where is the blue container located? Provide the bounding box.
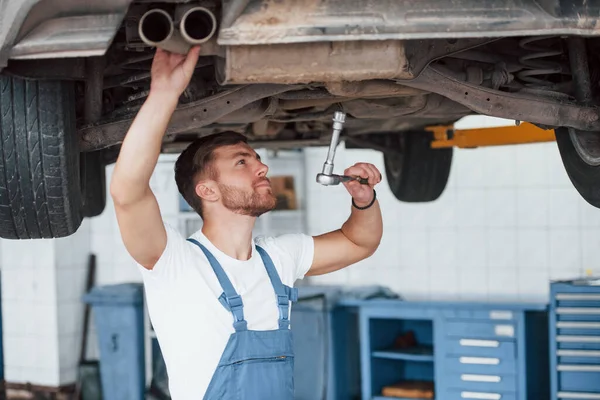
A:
[83,283,145,400]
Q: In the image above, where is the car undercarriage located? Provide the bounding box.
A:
[1,0,600,239]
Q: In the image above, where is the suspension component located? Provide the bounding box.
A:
[516,36,564,88]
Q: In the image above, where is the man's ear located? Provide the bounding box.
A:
[196,180,219,202]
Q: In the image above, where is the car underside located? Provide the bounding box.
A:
[1,0,600,239]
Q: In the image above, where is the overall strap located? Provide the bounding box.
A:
[187,238,247,332]
[255,245,298,329]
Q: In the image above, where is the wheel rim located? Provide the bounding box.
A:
[569,127,600,166]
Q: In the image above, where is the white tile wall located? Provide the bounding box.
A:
[306,134,600,302]
[0,215,91,387]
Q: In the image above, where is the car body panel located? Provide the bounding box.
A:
[0,0,133,69]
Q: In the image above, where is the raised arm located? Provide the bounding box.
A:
[307,162,383,276]
[110,46,201,270]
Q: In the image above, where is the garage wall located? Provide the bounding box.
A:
[306,117,600,302]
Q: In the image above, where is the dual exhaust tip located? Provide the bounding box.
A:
[139,7,217,54]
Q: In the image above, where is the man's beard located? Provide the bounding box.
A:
[218,180,277,217]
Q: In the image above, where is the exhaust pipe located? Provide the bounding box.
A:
[179,7,217,44]
[138,9,191,54]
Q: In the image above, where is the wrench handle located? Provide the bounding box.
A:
[342,175,370,185]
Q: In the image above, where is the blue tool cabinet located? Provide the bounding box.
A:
[345,300,549,400]
[549,280,600,400]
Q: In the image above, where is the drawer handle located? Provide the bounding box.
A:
[489,310,513,320]
[557,335,600,343]
[460,357,500,365]
[461,392,501,400]
[558,364,600,372]
[557,321,600,329]
[557,349,600,357]
[557,391,600,399]
[461,374,501,383]
[556,293,600,301]
[556,307,600,315]
[460,339,500,348]
[494,324,514,337]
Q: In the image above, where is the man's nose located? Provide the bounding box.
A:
[256,161,268,177]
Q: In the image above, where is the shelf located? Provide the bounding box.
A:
[372,346,434,362]
[373,397,434,400]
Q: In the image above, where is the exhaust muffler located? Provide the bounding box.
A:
[138,7,217,54]
[180,7,217,45]
[139,9,190,54]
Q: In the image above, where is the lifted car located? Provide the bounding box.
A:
[1,0,600,239]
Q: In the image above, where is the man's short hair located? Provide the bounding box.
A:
[174,131,248,218]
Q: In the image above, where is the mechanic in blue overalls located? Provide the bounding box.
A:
[110,45,384,399]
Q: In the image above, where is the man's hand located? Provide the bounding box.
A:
[341,162,382,206]
[150,46,201,98]
[307,161,383,277]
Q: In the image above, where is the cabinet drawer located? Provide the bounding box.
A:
[559,369,600,393]
[557,349,600,365]
[446,321,517,340]
[445,390,516,400]
[556,335,600,351]
[445,356,517,375]
[446,338,517,359]
[447,373,517,393]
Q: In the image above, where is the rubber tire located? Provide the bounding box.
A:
[383,131,453,202]
[0,74,83,239]
[81,151,106,218]
[555,127,600,208]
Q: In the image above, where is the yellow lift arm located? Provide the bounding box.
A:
[427,122,556,149]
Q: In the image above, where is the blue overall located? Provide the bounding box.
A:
[187,239,299,400]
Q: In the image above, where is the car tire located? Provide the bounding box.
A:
[81,151,106,218]
[555,126,600,208]
[0,74,84,239]
[383,131,453,202]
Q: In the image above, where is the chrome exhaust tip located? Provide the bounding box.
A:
[180,7,217,44]
[138,8,191,54]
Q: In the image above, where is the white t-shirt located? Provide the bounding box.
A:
[136,222,315,400]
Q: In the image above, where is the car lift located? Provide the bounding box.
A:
[427,122,556,149]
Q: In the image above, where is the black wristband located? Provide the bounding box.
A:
[352,189,377,210]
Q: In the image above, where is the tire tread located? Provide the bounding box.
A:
[0,75,81,239]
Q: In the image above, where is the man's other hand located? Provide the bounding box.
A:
[150,46,201,98]
[342,162,382,206]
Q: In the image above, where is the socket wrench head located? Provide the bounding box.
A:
[316,173,341,186]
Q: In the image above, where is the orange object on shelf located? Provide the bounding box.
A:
[381,380,434,399]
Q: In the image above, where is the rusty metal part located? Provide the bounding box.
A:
[279,97,345,110]
[252,120,286,137]
[215,40,411,85]
[79,84,297,151]
[162,138,327,154]
[325,80,427,98]
[84,56,105,124]
[405,38,501,77]
[396,66,600,131]
[217,0,600,46]
[428,122,556,149]
[343,96,428,119]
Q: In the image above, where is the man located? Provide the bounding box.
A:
[110,45,383,400]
